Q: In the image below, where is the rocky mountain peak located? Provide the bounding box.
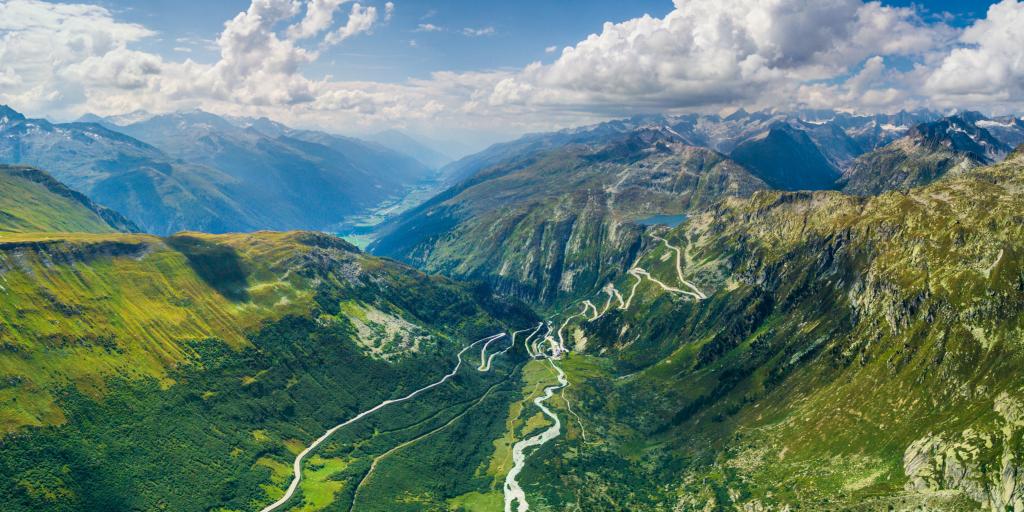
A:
[908,115,1010,163]
[0,105,26,125]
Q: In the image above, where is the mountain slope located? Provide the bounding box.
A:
[0,106,272,234]
[507,145,1024,510]
[0,155,541,511]
[977,116,1024,148]
[0,225,535,511]
[0,106,431,235]
[729,123,842,190]
[438,109,936,191]
[0,165,137,234]
[839,115,1013,195]
[109,111,432,231]
[371,129,767,304]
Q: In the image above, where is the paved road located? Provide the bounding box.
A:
[650,234,707,299]
[259,333,505,512]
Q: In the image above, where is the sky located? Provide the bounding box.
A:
[0,0,1020,149]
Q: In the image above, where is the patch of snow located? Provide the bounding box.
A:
[976,119,1017,129]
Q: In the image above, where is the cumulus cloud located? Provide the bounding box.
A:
[0,0,386,116]
[924,0,1024,107]
[324,2,377,46]
[287,0,349,40]
[0,0,156,113]
[485,0,957,112]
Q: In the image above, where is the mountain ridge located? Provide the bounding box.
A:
[0,164,139,234]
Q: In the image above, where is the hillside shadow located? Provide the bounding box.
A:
[165,235,250,302]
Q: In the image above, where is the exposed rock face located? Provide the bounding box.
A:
[839,136,983,195]
[905,393,1024,511]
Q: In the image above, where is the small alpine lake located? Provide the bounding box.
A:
[634,214,688,227]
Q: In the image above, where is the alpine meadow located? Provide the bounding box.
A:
[2,1,1024,511]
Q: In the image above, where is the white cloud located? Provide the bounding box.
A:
[287,0,349,40]
[924,0,1024,108]
[1,0,1024,144]
[462,26,495,37]
[0,0,156,113]
[416,23,442,32]
[324,2,377,46]
[0,0,385,116]
[485,0,956,112]
[384,2,394,21]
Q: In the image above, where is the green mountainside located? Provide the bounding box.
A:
[0,165,138,234]
[502,146,1024,510]
[0,180,536,511]
[371,129,767,304]
[839,135,982,195]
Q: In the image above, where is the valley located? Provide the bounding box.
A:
[6,1,1024,511]
[2,103,1024,512]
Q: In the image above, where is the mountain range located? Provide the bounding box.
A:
[371,109,1024,304]
[0,165,535,510]
[0,106,433,235]
[528,145,1024,510]
[0,164,138,234]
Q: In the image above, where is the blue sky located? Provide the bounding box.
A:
[3,0,1022,146]
[63,0,1000,82]
[80,0,675,82]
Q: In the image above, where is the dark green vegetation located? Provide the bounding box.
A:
[0,174,537,511]
[510,146,1024,510]
[0,106,429,234]
[372,129,767,304]
[0,164,137,234]
[0,315,527,512]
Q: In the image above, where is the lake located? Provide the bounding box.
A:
[634,214,688,227]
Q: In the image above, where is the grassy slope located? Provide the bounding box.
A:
[0,229,532,431]
[0,165,131,234]
[505,152,1024,509]
[0,227,538,511]
[0,232,301,432]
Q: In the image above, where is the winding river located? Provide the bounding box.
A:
[503,358,568,512]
